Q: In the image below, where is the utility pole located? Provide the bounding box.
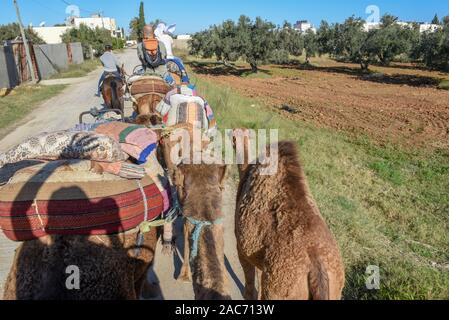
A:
[13,0,37,83]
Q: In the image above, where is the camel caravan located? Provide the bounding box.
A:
[0,23,345,300]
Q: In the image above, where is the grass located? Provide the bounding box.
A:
[189,72,449,300]
[50,59,100,79]
[439,80,449,90]
[0,85,66,130]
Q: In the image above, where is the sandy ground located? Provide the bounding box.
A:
[0,49,244,300]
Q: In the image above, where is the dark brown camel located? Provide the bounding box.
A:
[102,73,125,111]
[3,222,158,300]
[173,163,231,300]
[233,130,345,300]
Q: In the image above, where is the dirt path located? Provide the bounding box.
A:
[0,49,244,299]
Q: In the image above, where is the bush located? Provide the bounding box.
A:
[61,24,114,59]
[112,37,125,50]
[269,49,290,64]
[0,23,45,44]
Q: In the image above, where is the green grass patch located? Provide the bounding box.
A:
[50,59,100,79]
[0,85,66,130]
[438,80,449,90]
[190,72,449,300]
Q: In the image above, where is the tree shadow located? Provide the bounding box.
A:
[187,61,272,77]
[280,62,441,88]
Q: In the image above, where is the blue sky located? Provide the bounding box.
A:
[1,0,448,34]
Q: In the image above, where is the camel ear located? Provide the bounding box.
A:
[174,166,186,201]
[218,165,227,188]
[174,166,185,187]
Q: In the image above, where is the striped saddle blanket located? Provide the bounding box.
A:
[0,160,171,242]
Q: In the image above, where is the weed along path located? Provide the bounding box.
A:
[0,49,244,300]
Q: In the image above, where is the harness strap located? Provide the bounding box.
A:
[134,180,148,257]
[186,216,224,262]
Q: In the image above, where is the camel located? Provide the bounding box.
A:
[3,228,158,300]
[133,94,164,117]
[136,115,230,300]
[173,163,231,300]
[129,76,171,118]
[233,130,345,300]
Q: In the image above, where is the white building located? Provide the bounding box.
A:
[419,23,441,33]
[177,34,192,40]
[363,22,381,32]
[363,21,441,33]
[294,20,316,33]
[72,15,123,37]
[33,26,73,44]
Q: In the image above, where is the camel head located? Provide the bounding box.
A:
[133,94,164,117]
[173,163,227,222]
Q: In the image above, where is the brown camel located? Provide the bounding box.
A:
[102,73,125,111]
[133,94,164,117]
[173,163,231,300]
[233,131,345,300]
[3,230,158,300]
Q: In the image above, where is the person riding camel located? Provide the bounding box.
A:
[96,44,122,97]
[137,25,175,86]
[154,22,190,84]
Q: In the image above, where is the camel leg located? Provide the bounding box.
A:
[178,220,192,282]
[257,268,263,300]
[238,250,257,300]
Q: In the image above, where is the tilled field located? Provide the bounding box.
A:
[196,63,449,150]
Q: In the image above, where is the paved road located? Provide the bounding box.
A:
[0,49,244,300]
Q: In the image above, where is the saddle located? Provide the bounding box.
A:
[130,76,171,98]
[0,160,171,242]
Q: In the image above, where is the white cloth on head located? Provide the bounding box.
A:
[155,22,176,59]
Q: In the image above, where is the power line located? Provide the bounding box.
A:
[59,0,101,16]
[33,0,63,16]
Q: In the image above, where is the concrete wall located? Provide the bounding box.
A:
[0,46,19,89]
[33,43,69,79]
[33,26,73,44]
[69,42,84,64]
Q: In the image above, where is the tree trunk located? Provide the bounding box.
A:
[360,61,369,71]
[250,63,258,73]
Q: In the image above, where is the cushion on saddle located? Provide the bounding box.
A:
[0,161,171,242]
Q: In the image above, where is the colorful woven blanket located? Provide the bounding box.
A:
[94,122,159,164]
[156,84,217,131]
[0,131,128,169]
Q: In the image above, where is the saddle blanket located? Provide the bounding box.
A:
[0,160,171,242]
[94,122,159,164]
[156,85,217,131]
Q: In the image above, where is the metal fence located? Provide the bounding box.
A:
[0,41,84,89]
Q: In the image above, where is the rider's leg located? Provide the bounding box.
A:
[97,72,106,96]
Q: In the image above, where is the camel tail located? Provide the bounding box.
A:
[308,258,330,300]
